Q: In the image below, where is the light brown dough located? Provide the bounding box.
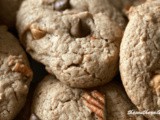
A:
[31,75,146,120]
[120,1,160,120]
[0,26,33,120]
[17,0,126,88]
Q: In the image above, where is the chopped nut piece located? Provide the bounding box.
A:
[150,75,160,96]
[7,55,33,78]
[11,62,32,77]
[8,55,23,66]
[30,24,46,40]
[30,28,46,40]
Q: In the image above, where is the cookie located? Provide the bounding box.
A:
[31,75,96,120]
[0,0,23,28]
[16,0,126,88]
[31,75,145,120]
[120,1,160,120]
[83,80,146,120]
[99,80,146,120]
[0,26,33,120]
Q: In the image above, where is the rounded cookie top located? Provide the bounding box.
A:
[120,1,160,120]
[31,75,146,120]
[17,0,126,88]
[0,0,23,28]
[99,80,146,120]
[31,75,97,120]
[0,26,33,120]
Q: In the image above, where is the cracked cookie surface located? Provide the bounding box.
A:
[31,75,146,120]
[99,80,146,120]
[0,26,33,120]
[31,75,97,120]
[17,0,126,88]
[120,1,160,120]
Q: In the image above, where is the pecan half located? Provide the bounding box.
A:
[82,90,105,120]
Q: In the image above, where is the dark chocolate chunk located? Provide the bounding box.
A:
[70,19,90,38]
[54,0,70,11]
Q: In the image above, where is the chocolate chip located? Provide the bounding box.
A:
[54,0,70,11]
[29,113,40,120]
[70,19,91,38]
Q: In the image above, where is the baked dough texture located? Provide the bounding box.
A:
[31,75,145,120]
[0,26,33,120]
[120,1,160,119]
[17,0,126,88]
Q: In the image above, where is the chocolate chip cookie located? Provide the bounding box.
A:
[0,26,33,120]
[16,0,126,88]
[120,1,160,120]
[0,0,23,28]
[31,75,145,120]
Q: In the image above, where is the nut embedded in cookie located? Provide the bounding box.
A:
[8,55,33,78]
[12,62,33,77]
[30,24,46,40]
[150,74,160,96]
[82,90,105,120]
[16,0,126,88]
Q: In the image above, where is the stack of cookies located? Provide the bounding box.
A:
[0,0,159,120]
